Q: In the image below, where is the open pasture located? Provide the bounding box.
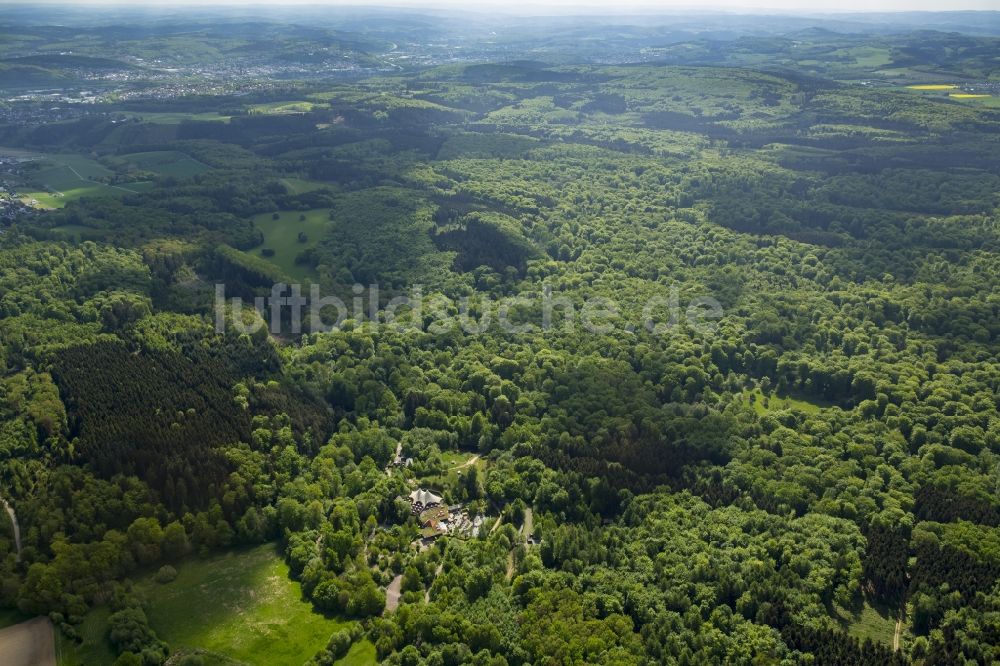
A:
[18,153,147,208]
[252,208,331,281]
[113,150,212,179]
[135,545,349,664]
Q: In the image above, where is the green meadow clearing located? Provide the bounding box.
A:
[57,605,115,665]
[18,153,151,208]
[112,150,212,179]
[280,177,334,195]
[249,100,320,115]
[19,190,64,209]
[338,639,377,666]
[741,388,828,416]
[58,544,361,665]
[832,46,893,68]
[253,209,331,281]
[36,153,114,182]
[120,111,232,124]
[138,545,346,664]
[416,450,487,493]
[834,598,906,651]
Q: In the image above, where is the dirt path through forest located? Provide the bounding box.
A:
[1,498,20,560]
[384,575,403,613]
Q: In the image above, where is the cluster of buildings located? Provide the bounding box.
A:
[963,81,1000,93]
[0,190,34,225]
[404,488,485,540]
[111,78,286,103]
[0,102,101,125]
[2,61,375,118]
[0,156,42,221]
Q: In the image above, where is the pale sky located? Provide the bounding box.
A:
[9,0,1000,12]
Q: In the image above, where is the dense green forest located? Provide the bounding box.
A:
[0,6,999,666]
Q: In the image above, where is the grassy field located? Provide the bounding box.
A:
[19,191,63,209]
[31,159,111,194]
[22,180,155,208]
[113,150,212,179]
[741,388,827,415]
[416,450,485,491]
[120,111,232,124]
[973,97,1000,108]
[337,639,376,666]
[0,146,44,158]
[18,153,149,208]
[438,450,476,468]
[56,605,115,666]
[39,154,113,180]
[833,46,892,68]
[280,177,334,195]
[138,544,346,665]
[57,545,367,666]
[252,209,331,281]
[249,101,320,115]
[833,599,903,650]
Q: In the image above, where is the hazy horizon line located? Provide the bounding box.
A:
[3,1,999,16]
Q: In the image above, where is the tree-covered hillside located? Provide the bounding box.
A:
[0,9,999,666]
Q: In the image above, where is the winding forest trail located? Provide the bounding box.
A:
[1,499,21,561]
[893,614,903,652]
